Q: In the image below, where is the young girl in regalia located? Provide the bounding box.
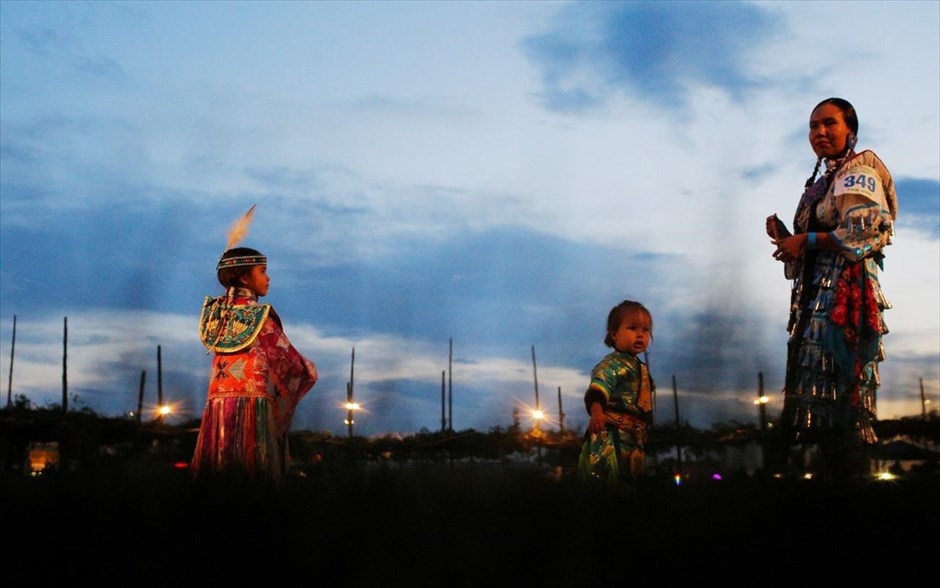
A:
[191,207,318,485]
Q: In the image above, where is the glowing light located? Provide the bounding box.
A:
[673,474,682,486]
[753,395,769,405]
[144,399,189,422]
[876,471,898,482]
[28,443,60,473]
[344,402,362,427]
[512,397,559,428]
[711,473,722,481]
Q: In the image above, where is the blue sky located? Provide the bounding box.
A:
[1,0,938,436]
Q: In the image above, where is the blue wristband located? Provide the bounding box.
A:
[807,232,817,250]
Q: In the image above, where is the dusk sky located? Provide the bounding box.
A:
[1,0,938,437]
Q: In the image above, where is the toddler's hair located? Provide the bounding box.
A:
[604,300,653,348]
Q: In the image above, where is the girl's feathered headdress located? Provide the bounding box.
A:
[203,204,264,353]
[225,204,256,251]
[215,204,266,270]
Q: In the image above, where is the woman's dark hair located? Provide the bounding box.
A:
[814,97,858,135]
[804,97,860,188]
[217,247,264,288]
[604,300,653,348]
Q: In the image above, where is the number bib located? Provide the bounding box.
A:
[834,164,885,204]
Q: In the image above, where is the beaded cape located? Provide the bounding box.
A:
[199,295,271,353]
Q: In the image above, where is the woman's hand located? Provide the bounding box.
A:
[766,214,791,240]
[772,234,806,263]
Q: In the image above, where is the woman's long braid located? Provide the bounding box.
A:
[804,157,822,189]
[806,131,856,191]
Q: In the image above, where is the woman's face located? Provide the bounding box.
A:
[808,103,851,159]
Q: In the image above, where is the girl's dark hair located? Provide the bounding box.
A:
[805,97,859,188]
[217,247,264,288]
[604,300,653,348]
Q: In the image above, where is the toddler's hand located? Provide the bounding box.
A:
[587,404,607,434]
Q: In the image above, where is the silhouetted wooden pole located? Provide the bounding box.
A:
[6,315,15,409]
[557,386,565,433]
[62,317,68,413]
[441,370,446,433]
[672,374,681,476]
[644,349,655,423]
[531,345,540,417]
[346,347,355,438]
[755,371,768,468]
[137,370,146,424]
[345,383,352,437]
[921,377,928,419]
[758,371,768,432]
[448,338,453,431]
[531,345,542,467]
[157,345,164,408]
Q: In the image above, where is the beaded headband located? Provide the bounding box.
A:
[216,254,267,271]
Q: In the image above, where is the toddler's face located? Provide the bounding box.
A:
[611,311,651,356]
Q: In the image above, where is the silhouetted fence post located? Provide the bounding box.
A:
[6,315,15,409]
[157,345,163,411]
[921,377,928,419]
[62,317,68,413]
[644,349,656,425]
[346,347,355,438]
[757,371,768,432]
[673,374,681,478]
[137,370,146,424]
[448,338,453,431]
[531,345,542,467]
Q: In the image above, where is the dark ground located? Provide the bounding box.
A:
[4,460,938,586]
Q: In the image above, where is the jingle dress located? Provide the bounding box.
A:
[191,288,317,483]
[779,149,898,452]
[577,351,654,489]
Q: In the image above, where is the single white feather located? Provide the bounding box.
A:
[224,204,256,251]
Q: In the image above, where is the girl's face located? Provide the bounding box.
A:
[611,311,652,356]
[240,264,270,297]
[809,103,851,159]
